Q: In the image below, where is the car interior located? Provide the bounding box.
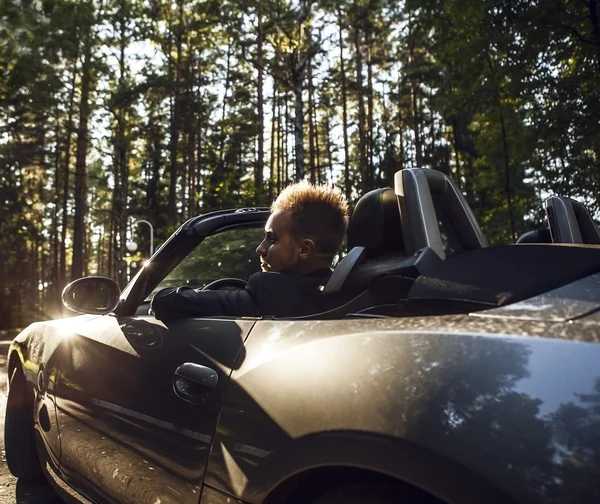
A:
[135,169,600,322]
[517,195,600,245]
[545,195,600,245]
[298,169,600,320]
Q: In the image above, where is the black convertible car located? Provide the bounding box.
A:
[5,168,600,504]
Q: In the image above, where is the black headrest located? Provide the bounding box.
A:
[395,168,488,259]
[516,228,552,244]
[545,196,600,244]
[347,188,404,258]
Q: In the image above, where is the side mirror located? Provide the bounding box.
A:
[62,277,121,314]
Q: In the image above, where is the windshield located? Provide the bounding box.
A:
[147,226,264,300]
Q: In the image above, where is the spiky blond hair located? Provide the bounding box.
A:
[272,180,349,257]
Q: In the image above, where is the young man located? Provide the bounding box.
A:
[151,181,349,321]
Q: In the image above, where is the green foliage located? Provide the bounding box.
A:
[1,0,599,326]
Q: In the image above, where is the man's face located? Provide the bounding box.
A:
[256,210,302,274]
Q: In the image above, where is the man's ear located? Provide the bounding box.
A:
[298,239,316,259]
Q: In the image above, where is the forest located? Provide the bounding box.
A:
[0,0,599,329]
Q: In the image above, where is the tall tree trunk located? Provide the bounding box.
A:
[398,105,406,171]
[218,39,233,168]
[97,227,104,276]
[187,56,197,217]
[366,29,374,188]
[108,197,118,280]
[498,104,517,240]
[188,126,197,216]
[289,19,317,181]
[292,74,305,180]
[84,201,92,277]
[278,91,284,191]
[311,89,321,184]
[314,105,321,184]
[410,87,422,167]
[30,242,38,322]
[52,112,61,301]
[429,90,436,167]
[60,60,78,288]
[325,114,334,182]
[487,55,517,240]
[284,93,290,184]
[167,0,184,224]
[411,81,422,167]
[451,120,462,180]
[180,131,188,221]
[338,15,351,199]
[408,19,423,168]
[256,0,265,193]
[196,88,204,207]
[71,41,92,281]
[354,26,368,193]
[307,57,316,184]
[117,22,129,286]
[269,80,278,201]
[35,114,47,314]
[146,102,161,224]
[168,85,179,222]
[180,60,191,220]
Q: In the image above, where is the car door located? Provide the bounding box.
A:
[53,211,268,504]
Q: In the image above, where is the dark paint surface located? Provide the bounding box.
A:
[9,272,600,504]
[20,315,254,504]
[206,316,600,504]
[473,272,600,322]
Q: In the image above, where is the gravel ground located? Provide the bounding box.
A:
[0,334,64,504]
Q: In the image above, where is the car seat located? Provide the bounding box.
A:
[309,169,491,318]
[395,168,489,259]
[324,168,491,295]
[545,196,600,244]
[322,188,404,294]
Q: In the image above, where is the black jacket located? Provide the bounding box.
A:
[151,269,330,322]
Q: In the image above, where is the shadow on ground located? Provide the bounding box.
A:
[15,480,63,504]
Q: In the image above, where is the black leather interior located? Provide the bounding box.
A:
[408,243,600,308]
[347,188,405,260]
[516,228,552,244]
[545,196,600,244]
[395,168,488,259]
[322,188,403,295]
[313,181,447,314]
[322,246,365,294]
[318,170,488,311]
[315,188,408,308]
[310,173,600,319]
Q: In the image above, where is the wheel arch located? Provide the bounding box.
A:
[262,466,444,504]
[220,431,517,504]
[4,345,43,481]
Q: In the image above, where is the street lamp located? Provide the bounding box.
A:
[126,219,154,257]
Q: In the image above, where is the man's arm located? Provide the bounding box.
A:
[151,286,258,322]
[151,270,328,322]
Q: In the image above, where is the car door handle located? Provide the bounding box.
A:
[173,363,218,404]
